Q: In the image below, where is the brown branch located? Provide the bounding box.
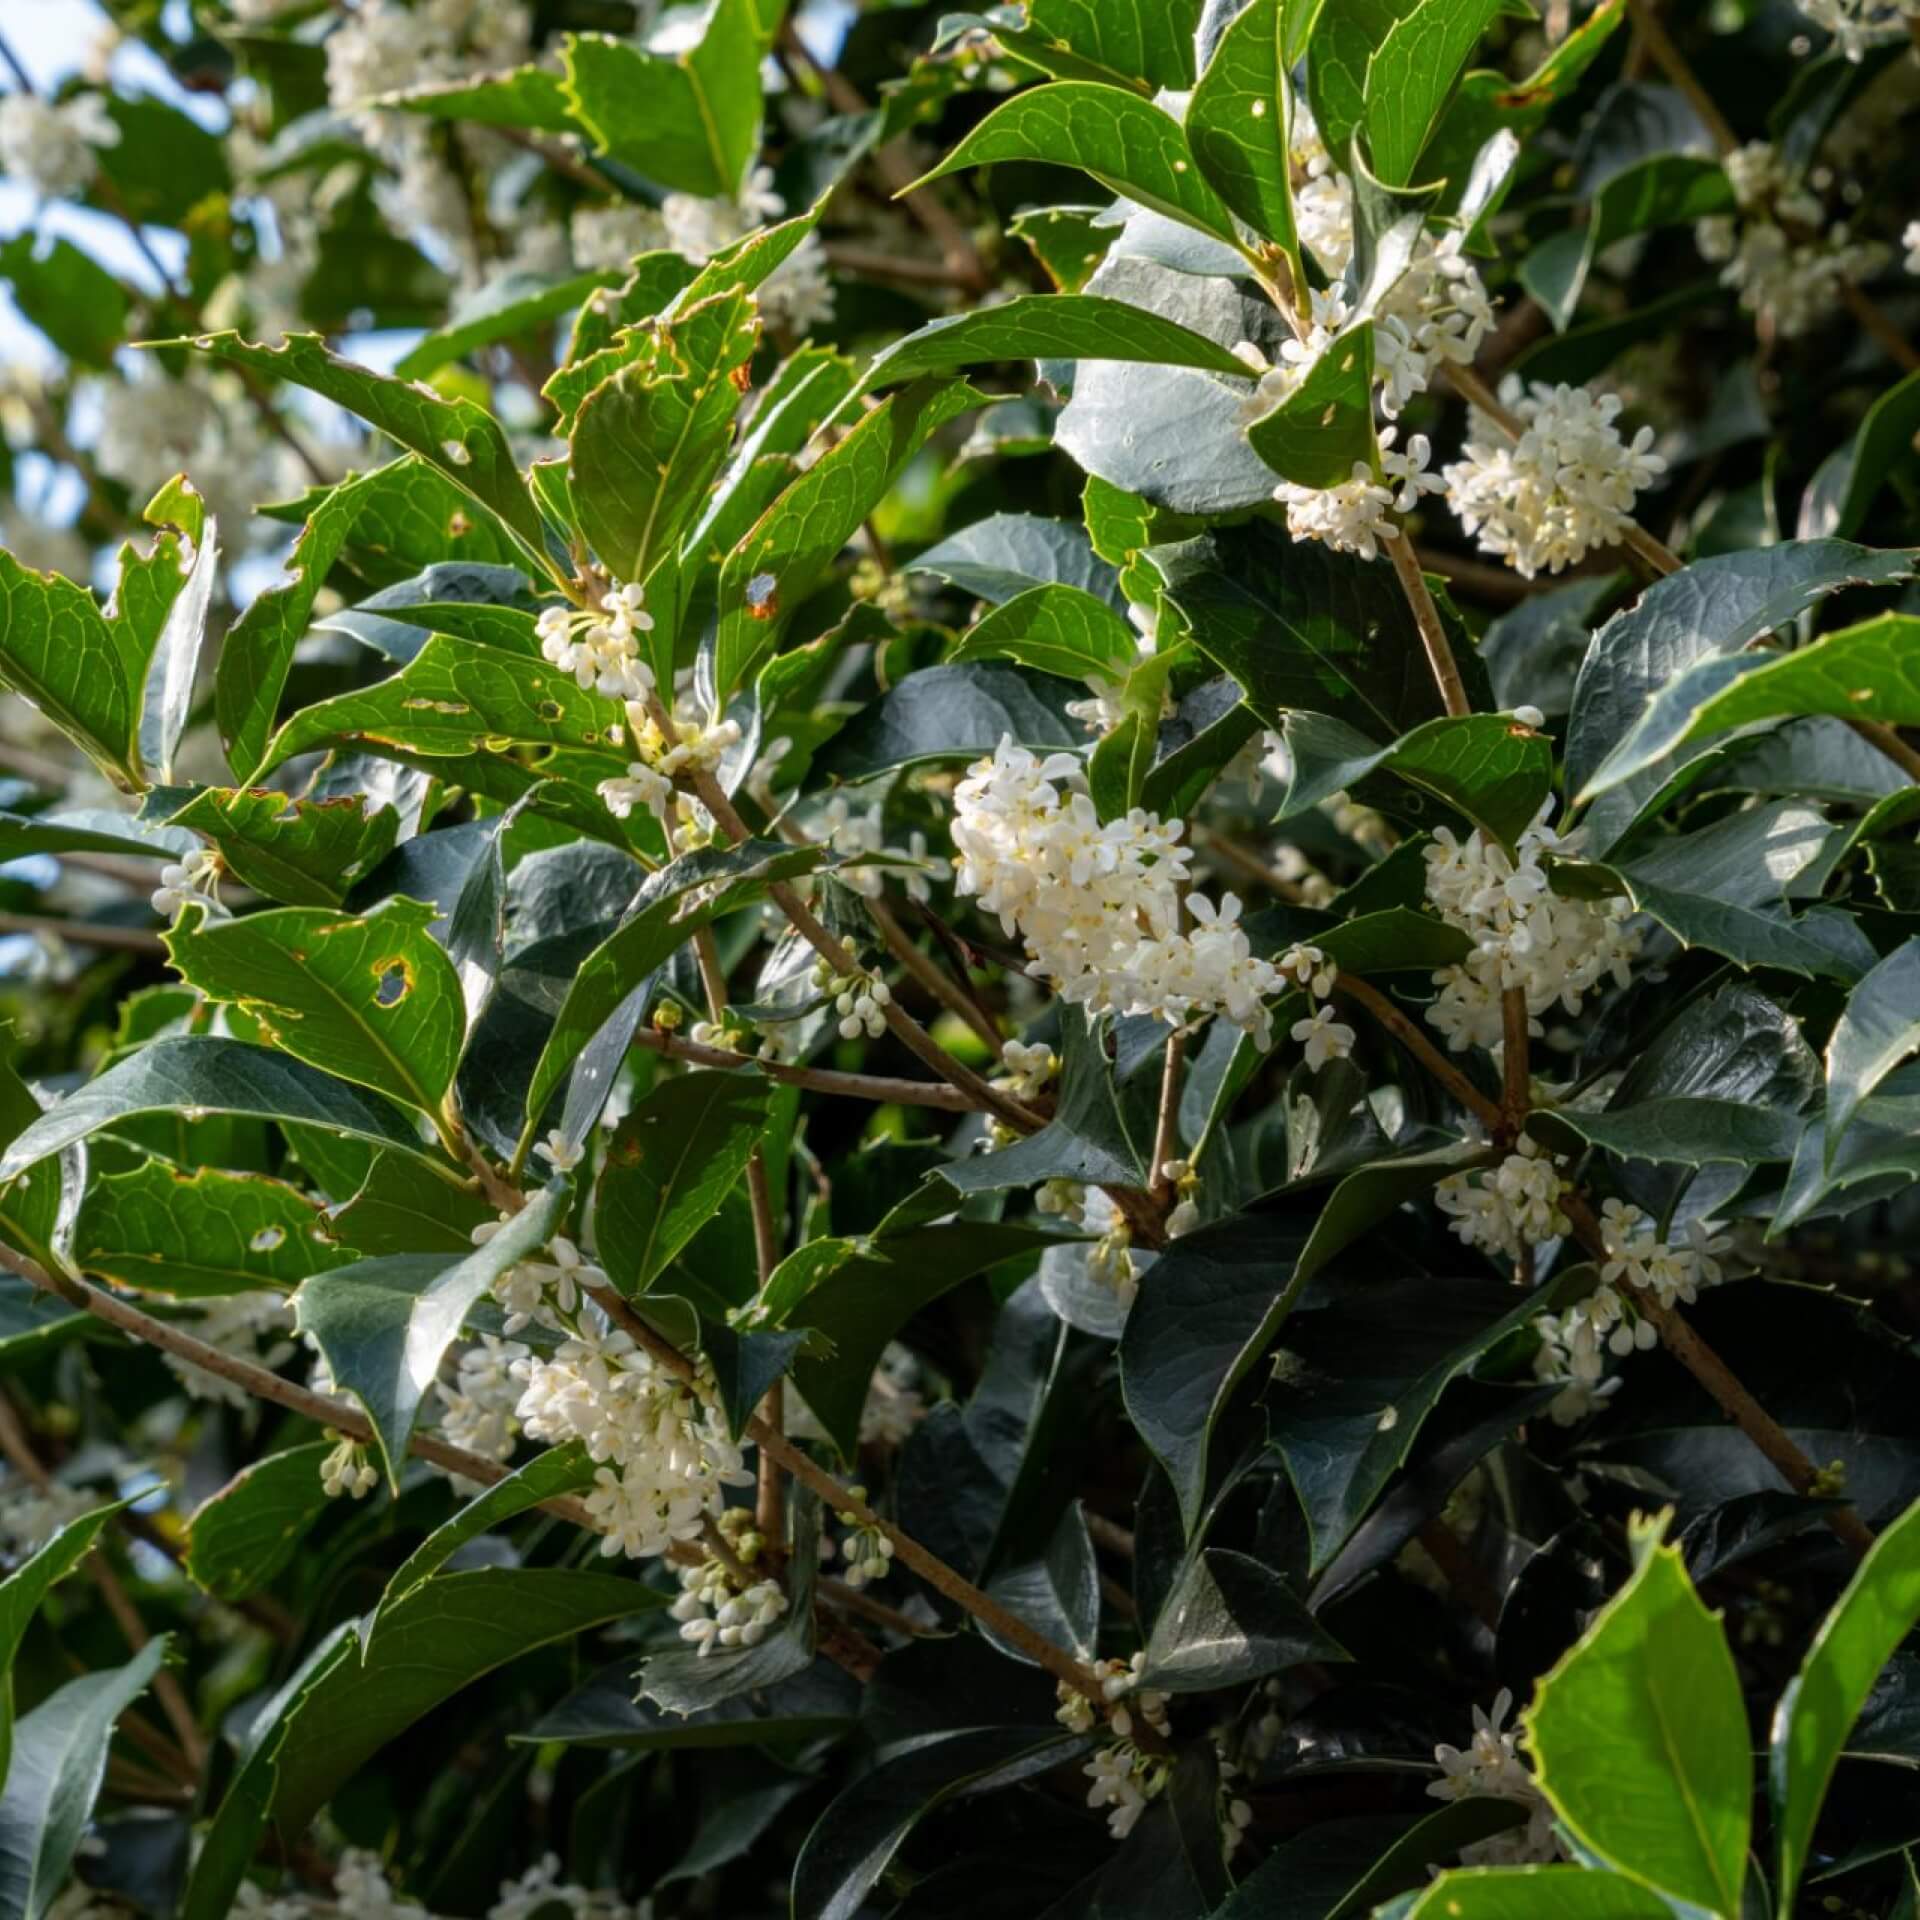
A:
[0,912,166,954]
[869,895,1003,1055]
[1335,972,1504,1136]
[1842,283,1920,374]
[1149,1029,1186,1203]
[823,243,980,288]
[1500,986,1531,1144]
[1560,1195,1876,1558]
[1622,0,1737,154]
[626,1020,977,1111]
[1387,532,1473,719]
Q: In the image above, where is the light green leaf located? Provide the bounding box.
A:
[594,1072,771,1295]
[1771,1494,1920,1910]
[948,584,1139,682]
[170,786,399,908]
[516,841,824,1163]
[293,1175,570,1487]
[0,1640,165,1920]
[713,378,980,700]
[259,632,624,773]
[1246,323,1376,489]
[74,1161,348,1297]
[561,0,765,198]
[861,294,1259,391]
[1277,708,1554,850]
[185,1443,335,1602]
[1190,0,1297,253]
[167,899,467,1127]
[1524,1533,1749,1917]
[0,1037,441,1182]
[1364,0,1510,186]
[0,1504,120,1789]
[173,332,551,572]
[1825,938,1920,1164]
[137,478,217,788]
[908,83,1241,248]
[1026,0,1203,89]
[570,291,760,583]
[371,64,579,132]
[1388,1869,1679,1919]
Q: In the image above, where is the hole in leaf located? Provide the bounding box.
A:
[373,958,412,1007]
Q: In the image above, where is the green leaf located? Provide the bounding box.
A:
[1364,0,1510,186]
[167,898,467,1126]
[0,1647,167,1920]
[1026,0,1203,88]
[260,632,624,773]
[1010,204,1115,293]
[170,786,399,908]
[763,1221,1055,1458]
[791,1726,1087,1920]
[1153,519,1475,740]
[943,1006,1147,1192]
[1138,1548,1346,1691]
[173,332,551,572]
[949,583,1139,682]
[74,1161,347,1297]
[327,1148,493,1257]
[1189,0,1297,252]
[570,291,761,582]
[0,234,127,370]
[0,809,191,864]
[178,1630,358,1920]
[524,1654,858,1751]
[1531,1098,1802,1168]
[908,83,1240,248]
[395,268,623,380]
[260,455,525,574]
[861,294,1260,391]
[371,63,579,130]
[818,663,1082,784]
[1387,1869,1679,1919]
[1279,1142,1488,1292]
[1826,940,1920,1162]
[1121,1213,1311,1533]
[294,1176,570,1487]
[382,1442,597,1609]
[913,511,1123,608]
[595,1072,771,1294]
[184,1443,335,1602]
[561,0,765,198]
[1524,1532,1749,1917]
[1771,1494,1920,1910]
[1799,368,1920,541]
[0,1504,120,1789]
[713,378,981,700]
[1278,709,1553,850]
[1565,540,1914,852]
[1247,323,1376,489]
[516,840,822,1161]
[0,1036,440,1182]
[1270,1271,1557,1568]
[1520,155,1733,330]
[250,1567,661,1850]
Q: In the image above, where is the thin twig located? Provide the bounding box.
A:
[1842,284,1920,374]
[869,895,1003,1054]
[1149,1029,1186,1202]
[627,1020,976,1110]
[1335,972,1504,1135]
[1387,533,1473,719]
[0,911,166,954]
[1500,986,1531,1145]
[1622,0,1737,153]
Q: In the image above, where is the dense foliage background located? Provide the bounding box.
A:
[4,0,1920,1916]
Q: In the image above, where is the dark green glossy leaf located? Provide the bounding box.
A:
[184,1443,335,1602]
[1826,939,1920,1162]
[1190,0,1296,251]
[815,663,1080,782]
[1139,1547,1345,1691]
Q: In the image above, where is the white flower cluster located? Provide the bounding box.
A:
[1435,1140,1570,1264]
[1422,806,1641,1053]
[476,1215,601,1335]
[952,739,1279,1045]
[1600,1200,1732,1309]
[1271,428,1440,562]
[152,847,227,923]
[996,1039,1058,1101]
[1532,1285,1641,1426]
[0,1477,95,1566]
[319,1435,380,1500]
[1280,943,1357,1073]
[162,1290,294,1406]
[538,583,654,702]
[1428,1690,1564,1867]
[1442,381,1665,579]
[670,1523,789,1656]
[436,1334,528,1461]
[832,1491,897,1588]
[1696,141,1887,338]
[512,1318,752,1560]
[1058,1655,1172,1840]
[94,372,291,539]
[1791,0,1920,60]
[817,796,948,903]
[233,1849,632,1920]
[1159,1158,1202,1238]
[486,1857,634,1920]
[0,91,119,200]
[597,704,741,836]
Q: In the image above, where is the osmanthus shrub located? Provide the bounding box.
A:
[6,0,1920,1916]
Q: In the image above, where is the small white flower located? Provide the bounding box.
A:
[1291,1005,1356,1073]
